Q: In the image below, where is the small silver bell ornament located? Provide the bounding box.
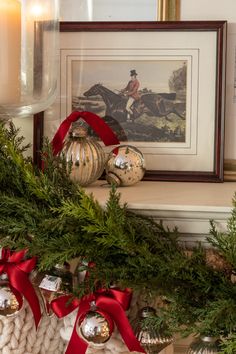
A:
[105,145,145,186]
[133,306,173,354]
[62,126,106,186]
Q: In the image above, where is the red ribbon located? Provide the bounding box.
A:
[51,288,145,354]
[51,111,120,156]
[0,249,41,328]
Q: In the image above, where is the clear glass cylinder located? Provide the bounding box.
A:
[0,0,59,118]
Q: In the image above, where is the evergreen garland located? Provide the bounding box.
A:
[0,122,235,352]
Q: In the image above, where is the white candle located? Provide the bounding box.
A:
[0,0,21,105]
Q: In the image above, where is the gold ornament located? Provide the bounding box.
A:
[133,306,173,354]
[77,310,113,346]
[0,285,21,316]
[62,126,106,186]
[105,145,145,186]
[187,336,221,353]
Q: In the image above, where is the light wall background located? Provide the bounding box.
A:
[179,0,236,160]
[60,0,236,22]
[60,0,157,21]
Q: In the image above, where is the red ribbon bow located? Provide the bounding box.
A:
[51,111,120,156]
[51,288,145,354]
[0,249,41,327]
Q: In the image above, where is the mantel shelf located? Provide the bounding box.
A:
[86,181,236,242]
[86,181,236,211]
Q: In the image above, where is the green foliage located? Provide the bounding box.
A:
[208,218,236,269]
[0,123,235,352]
[220,334,236,354]
[140,308,175,339]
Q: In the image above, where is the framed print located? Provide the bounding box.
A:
[42,21,226,182]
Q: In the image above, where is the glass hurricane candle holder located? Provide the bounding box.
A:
[0,0,59,119]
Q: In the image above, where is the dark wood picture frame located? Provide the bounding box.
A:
[34,21,226,182]
[33,111,44,168]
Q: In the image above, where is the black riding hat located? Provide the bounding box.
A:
[130,69,138,76]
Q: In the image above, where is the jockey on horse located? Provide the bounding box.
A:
[121,69,141,122]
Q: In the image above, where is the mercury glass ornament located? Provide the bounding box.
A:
[77,310,113,346]
[105,145,145,186]
[39,274,66,316]
[187,336,221,354]
[62,126,106,186]
[53,263,73,292]
[0,285,21,317]
[133,307,173,354]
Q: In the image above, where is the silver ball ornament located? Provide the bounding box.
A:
[105,145,145,186]
[0,285,21,317]
[77,310,113,346]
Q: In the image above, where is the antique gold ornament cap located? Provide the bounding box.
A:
[70,126,88,138]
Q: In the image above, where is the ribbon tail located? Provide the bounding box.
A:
[51,111,81,155]
[51,119,73,155]
[65,324,88,354]
[97,297,146,353]
[65,300,91,354]
[7,267,41,328]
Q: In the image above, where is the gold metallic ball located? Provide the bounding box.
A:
[0,286,21,316]
[77,310,112,345]
[62,127,106,186]
[105,145,146,186]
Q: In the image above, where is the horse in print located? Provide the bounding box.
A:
[83,83,143,122]
[83,84,185,122]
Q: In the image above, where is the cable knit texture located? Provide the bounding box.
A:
[0,302,66,354]
[0,294,173,353]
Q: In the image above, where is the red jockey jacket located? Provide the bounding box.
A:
[124,79,140,100]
